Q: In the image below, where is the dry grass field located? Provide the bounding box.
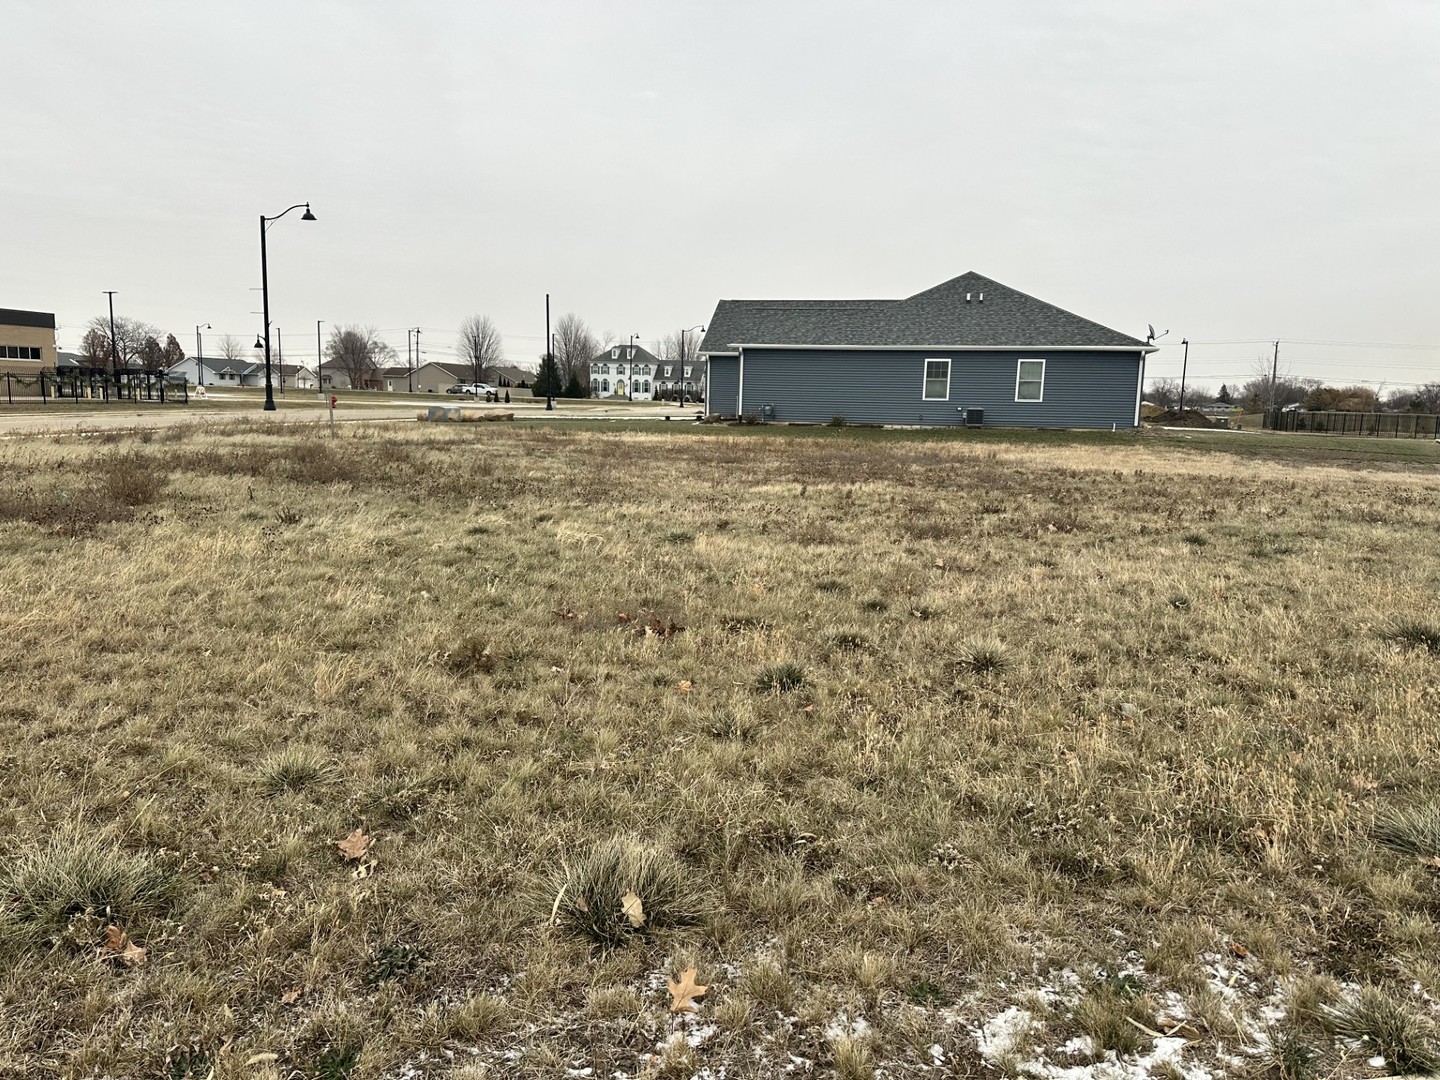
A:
[1,420,1438,1080]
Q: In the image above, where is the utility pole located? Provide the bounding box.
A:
[1178,338,1190,415]
[1270,340,1280,412]
[545,293,553,411]
[276,327,285,397]
[104,291,120,394]
[316,320,323,393]
[406,329,412,391]
[412,328,420,392]
[195,323,210,386]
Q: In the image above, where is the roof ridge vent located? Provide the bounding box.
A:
[978,293,984,302]
[965,292,972,303]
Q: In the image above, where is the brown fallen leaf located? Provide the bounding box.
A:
[616,612,631,623]
[668,966,708,1012]
[337,828,373,861]
[101,924,147,967]
[1229,941,1249,959]
[574,895,590,913]
[620,890,646,928]
[676,680,692,694]
[351,859,378,880]
[280,986,303,1005]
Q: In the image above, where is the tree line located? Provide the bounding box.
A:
[1148,375,1440,414]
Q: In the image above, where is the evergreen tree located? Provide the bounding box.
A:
[1217,384,1232,404]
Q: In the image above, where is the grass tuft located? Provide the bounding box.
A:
[952,635,1011,677]
[1373,803,1440,858]
[549,838,703,947]
[0,826,180,948]
[1326,986,1440,1075]
[1380,620,1440,656]
[1262,1028,1318,1080]
[1071,979,1156,1057]
[754,662,808,694]
[256,746,332,794]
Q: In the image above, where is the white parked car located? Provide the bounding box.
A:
[447,382,499,397]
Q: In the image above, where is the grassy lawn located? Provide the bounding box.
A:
[2,422,1439,1079]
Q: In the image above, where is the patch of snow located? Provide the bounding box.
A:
[824,1012,872,1042]
[976,1005,1037,1060]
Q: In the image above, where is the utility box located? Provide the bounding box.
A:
[962,408,984,428]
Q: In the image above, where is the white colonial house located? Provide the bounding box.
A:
[588,344,662,400]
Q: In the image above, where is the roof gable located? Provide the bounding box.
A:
[699,272,1148,352]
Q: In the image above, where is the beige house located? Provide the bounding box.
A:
[0,308,57,376]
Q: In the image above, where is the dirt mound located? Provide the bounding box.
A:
[1145,408,1223,428]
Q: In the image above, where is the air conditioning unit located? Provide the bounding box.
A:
[962,408,984,428]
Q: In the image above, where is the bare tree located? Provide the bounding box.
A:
[80,328,110,370]
[325,325,393,389]
[86,314,162,373]
[456,315,506,385]
[1145,378,1180,409]
[656,329,704,401]
[553,312,597,392]
[1385,383,1440,413]
[138,335,165,373]
[216,334,246,361]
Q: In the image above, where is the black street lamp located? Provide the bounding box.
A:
[258,202,316,410]
[678,324,704,403]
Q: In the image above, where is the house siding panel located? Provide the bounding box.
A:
[735,349,1141,428]
[706,356,740,417]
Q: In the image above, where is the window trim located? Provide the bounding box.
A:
[1015,358,1045,403]
[921,357,951,401]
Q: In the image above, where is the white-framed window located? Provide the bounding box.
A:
[602,378,610,392]
[643,380,651,393]
[601,363,609,374]
[617,365,625,375]
[663,365,672,377]
[683,365,692,377]
[1016,359,1045,402]
[922,358,950,400]
[590,363,598,373]
[610,348,618,360]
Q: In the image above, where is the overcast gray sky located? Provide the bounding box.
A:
[6,0,1437,392]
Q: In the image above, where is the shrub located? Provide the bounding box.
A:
[549,838,703,947]
[754,663,807,694]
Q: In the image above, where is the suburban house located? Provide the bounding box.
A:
[0,308,57,376]
[167,356,316,390]
[588,344,662,400]
[656,358,705,403]
[698,272,1154,428]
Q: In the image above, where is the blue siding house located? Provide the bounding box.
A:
[699,272,1154,428]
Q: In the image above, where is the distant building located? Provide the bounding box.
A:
[588,344,662,400]
[0,308,57,376]
[699,271,1153,427]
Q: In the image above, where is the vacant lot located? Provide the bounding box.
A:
[1,422,1438,1079]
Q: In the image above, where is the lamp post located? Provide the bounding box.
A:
[104,290,120,395]
[678,324,704,403]
[195,323,210,386]
[626,332,641,400]
[258,202,316,410]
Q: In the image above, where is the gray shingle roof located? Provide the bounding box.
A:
[698,272,1148,353]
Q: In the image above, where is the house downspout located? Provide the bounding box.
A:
[1133,350,1146,428]
[737,347,745,417]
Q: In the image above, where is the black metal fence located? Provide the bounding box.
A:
[1265,408,1440,438]
[2,371,189,405]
